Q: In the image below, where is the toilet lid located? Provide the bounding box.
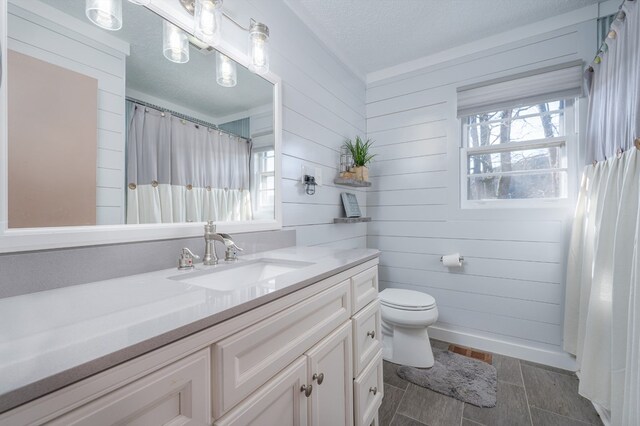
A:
[379,288,436,310]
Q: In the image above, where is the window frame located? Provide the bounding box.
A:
[460,98,576,209]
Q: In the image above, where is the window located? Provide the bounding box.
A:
[456,62,582,207]
[461,99,573,205]
[251,149,275,218]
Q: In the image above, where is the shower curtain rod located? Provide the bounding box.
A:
[126,97,251,143]
[591,0,629,65]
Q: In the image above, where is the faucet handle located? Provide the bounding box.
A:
[178,248,200,270]
[224,242,243,262]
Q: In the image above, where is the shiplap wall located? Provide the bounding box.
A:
[237,0,368,248]
[366,23,595,367]
[8,3,128,226]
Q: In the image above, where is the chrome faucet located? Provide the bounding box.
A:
[203,221,243,265]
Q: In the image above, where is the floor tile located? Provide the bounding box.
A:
[492,353,523,387]
[396,383,464,426]
[383,360,409,390]
[520,359,575,376]
[463,381,531,426]
[380,384,405,426]
[390,414,427,426]
[530,407,594,426]
[461,419,485,426]
[521,364,602,425]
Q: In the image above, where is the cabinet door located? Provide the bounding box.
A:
[351,267,378,313]
[214,357,308,426]
[48,349,211,426]
[306,322,353,426]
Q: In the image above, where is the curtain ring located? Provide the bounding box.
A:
[616,147,623,158]
[181,119,186,125]
[206,186,212,191]
[592,160,598,166]
[128,183,137,190]
[151,180,159,187]
[608,30,617,39]
[634,138,640,150]
[186,184,193,190]
[161,112,166,117]
[144,107,149,113]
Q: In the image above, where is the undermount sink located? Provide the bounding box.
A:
[169,258,314,292]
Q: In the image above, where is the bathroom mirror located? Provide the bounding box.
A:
[0,0,282,251]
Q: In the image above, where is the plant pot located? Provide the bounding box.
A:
[354,166,368,181]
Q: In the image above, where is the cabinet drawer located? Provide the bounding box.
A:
[49,349,211,426]
[214,357,308,426]
[352,300,381,377]
[213,280,351,417]
[354,351,383,426]
[351,267,378,313]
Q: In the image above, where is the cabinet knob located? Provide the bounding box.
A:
[300,384,313,397]
[313,372,324,385]
[369,386,378,396]
[367,330,376,339]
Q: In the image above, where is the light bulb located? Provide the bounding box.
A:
[248,20,269,75]
[85,0,122,31]
[216,52,237,87]
[195,0,222,46]
[163,20,189,63]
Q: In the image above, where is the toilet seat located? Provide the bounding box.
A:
[379,288,436,311]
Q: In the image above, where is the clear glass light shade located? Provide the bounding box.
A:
[216,52,237,87]
[163,20,189,64]
[195,0,222,46]
[248,21,269,75]
[85,0,122,31]
[128,0,150,5]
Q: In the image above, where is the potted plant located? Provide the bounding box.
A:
[344,136,375,181]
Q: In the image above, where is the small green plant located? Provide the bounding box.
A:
[344,136,375,167]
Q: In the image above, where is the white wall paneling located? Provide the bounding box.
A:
[366,20,596,367]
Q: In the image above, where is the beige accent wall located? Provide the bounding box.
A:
[8,50,98,228]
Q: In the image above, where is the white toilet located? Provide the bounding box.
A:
[379,288,439,368]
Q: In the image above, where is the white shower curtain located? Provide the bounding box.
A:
[126,104,252,224]
[563,1,640,424]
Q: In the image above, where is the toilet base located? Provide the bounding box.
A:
[382,324,434,368]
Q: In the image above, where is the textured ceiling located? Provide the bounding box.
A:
[38,0,273,121]
[287,0,601,76]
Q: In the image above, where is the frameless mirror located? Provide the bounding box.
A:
[6,0,276,229]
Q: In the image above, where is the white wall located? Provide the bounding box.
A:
[365,22,596,368]
[244,1,368,248]
[8,1,128,226]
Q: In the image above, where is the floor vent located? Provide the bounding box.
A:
[448,344,493,364]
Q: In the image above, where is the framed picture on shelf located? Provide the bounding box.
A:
[340,192,361,218]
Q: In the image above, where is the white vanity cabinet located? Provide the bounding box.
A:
[0,259,380,426]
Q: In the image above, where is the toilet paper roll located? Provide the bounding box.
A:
[442,253,462,267]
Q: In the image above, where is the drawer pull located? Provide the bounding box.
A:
[301,384,313,397]
[367,330,376,339]
[313,372,324,385]
[369,386,378,396]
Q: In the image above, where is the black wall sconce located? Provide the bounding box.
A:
[304,175,317,195]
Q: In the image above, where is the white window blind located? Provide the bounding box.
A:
[456,61,583,117]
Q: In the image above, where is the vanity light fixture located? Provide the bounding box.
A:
[179,0,270,75]
[248,19,269,75]
[216,52,237,87]
[195,0,223,46]
[85,0,123,31]
[163,20,190,63]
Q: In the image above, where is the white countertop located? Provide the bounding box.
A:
[0,246,378,413]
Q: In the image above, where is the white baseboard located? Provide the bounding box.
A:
[591,401,611,426]
[429,325,578,371]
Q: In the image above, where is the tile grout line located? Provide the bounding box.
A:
[519,360,535,426]
[388,385,407,426]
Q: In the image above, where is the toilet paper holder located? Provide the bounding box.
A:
[440,255,464,263]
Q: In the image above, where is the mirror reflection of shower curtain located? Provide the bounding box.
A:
[126,103,252,224]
